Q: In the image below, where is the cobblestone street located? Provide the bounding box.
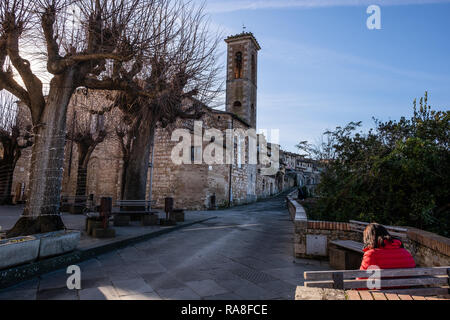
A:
[0,194,330,300]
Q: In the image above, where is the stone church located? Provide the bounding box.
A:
[10,32,317,211]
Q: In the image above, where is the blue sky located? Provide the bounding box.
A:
[200,0,450,152]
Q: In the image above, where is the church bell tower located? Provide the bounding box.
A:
[225,32,261,128]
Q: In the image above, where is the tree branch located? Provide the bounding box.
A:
[5,18,44,114]
[83,77,157,99]
[41,4,63,74]
[0,72,31,106]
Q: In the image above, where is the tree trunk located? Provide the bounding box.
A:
[0,161,14,205]
[122,114,155,201]
[72,151,88,214]
[7,75,75,238]
[120,157,129,200]
[75,165,88,197]
[75,150,89,197]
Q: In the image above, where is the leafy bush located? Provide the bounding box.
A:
[303,93,449,237]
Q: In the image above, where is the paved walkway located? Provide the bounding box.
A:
[0,205,213,250]
[0,194,330,300]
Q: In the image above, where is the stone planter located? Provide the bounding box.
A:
[141,213,159,226]
[113,214,130,227]
[172,209,185,222]
[36,230,81,258]
[69,205,85,215]
[159,219,176,226]
[92,228,116,238]
[0,236,40,270]
[86,219,105,235]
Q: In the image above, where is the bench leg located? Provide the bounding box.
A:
[114,215,130,226]
[141,214,158,226]
[329,247,346,270]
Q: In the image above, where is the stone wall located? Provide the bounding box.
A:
[11,93,301,211]
[294,218,362,260]
[404,228,450,267]
[287,191,450,266]
[11,147,31,203]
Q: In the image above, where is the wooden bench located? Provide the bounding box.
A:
[60,195,92,214]
[349,220,408,239]
[329,240,364,270]
[113,200,158,226]
[329,221,409,270]
[302,267,450,300]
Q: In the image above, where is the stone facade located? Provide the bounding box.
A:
[404,228,450,267]
[225,33,260,129]
[147,103,259,210]
[9,32,306,210]
[280,150,322,195]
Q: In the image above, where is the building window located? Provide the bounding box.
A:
[236,137,242,168]
[233,101,242,108]
[234,52,243,79]
[251,54,256,83]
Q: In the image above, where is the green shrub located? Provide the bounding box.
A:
[305,93,449,237]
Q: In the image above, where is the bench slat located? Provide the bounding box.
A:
[350,226,407,239]
[304,267,450,281]
[349,220,408,233]
[304,276,448,289]
[329,240,364,253]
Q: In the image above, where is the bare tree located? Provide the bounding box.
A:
[66,90,115,204]
[0,91,32,204]
[0,0,171,237]
[111,1,223,201]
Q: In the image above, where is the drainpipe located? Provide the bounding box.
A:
[67,110,76,178]
[148,131,155,210]
[228,118,234,207]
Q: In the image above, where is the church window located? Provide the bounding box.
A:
[251,54,256,83]
[233,101,242,107]
[234,52,243,79]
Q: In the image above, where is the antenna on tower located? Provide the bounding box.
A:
[242,23,246,33]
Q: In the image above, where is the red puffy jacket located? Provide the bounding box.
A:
[360,239,416,270]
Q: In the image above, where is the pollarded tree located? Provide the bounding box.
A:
[66,90,116,202]
[0,0,172,237]
[108,1,223,201]
[0,91,32,204]
[113,112,134,201]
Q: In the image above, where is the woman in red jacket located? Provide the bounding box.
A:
[360,223,415,270]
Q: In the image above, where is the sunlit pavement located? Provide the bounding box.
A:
[0,194,330,300]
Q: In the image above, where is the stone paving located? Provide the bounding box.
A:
[0,205,214,250]
[0,194,330,300]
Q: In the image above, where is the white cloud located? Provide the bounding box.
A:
[203,0,450,13]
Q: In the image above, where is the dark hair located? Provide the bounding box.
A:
[363,223,402,250]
